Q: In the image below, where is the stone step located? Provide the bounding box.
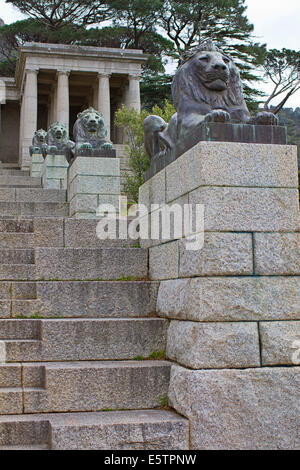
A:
[0,188,67,203]
[0,233,35,249]
[9,280,158,319]
[0,220,34,233]
[0,361,171,414]
[0,388,23,414]
[0,265,36,281]
[0,410,189,450]
[0,444,50,450]
[0,416,50,448]
[0,249,34,265]
[34,248,148,280]
[0,176,41,188]
[0,170,30,177]
[0,202,69,217]
[1,318,168,362]
[0,248,147,280]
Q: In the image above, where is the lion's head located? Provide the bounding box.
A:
[33,129,47,145]
[48,122,69,144]
[77,107,106,135]
[172,40,248,117]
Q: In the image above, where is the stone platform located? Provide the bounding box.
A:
[145,122,288,181]
[139,141,300,449]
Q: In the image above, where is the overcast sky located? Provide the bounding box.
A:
[0,0,299,108]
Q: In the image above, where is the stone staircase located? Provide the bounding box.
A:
[0,167,189,450]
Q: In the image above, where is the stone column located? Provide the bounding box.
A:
[19,68,38,169]
[97,73,111,140]
[125,74,142,113]
[56,70,70,130]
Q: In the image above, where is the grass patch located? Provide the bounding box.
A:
[118,276,142,282]
[149,350,166,360]
[30,313,43,319]
[159,396,169,410]
[133,356,144,361]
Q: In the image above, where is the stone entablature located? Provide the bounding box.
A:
[1,78,19,101]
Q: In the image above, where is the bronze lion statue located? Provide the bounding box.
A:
[46,122,75,161]
[144,40,278,161]
[29,129,47,158]
[73,107,113,155]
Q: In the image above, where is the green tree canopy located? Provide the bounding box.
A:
[1,0,282,111]
[262,48,300,114]
[5,0,112,29]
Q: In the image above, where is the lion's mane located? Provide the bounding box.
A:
[172,40,249,118]
[73,107,107,144]
[46,123,69,146]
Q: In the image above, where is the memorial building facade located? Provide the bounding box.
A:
[0,42,146,168]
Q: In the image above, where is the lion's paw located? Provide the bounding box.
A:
[49,145,58,153]
[204,109,231,123]
[102,143,113,150]
[254,112,278,126]
[79,143,93,150]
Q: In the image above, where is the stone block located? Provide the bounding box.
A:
[149,241,179,280]
[69,195,98,216]
[189,187,300,232]
[166,142,298,203]
[42,154,69,190]
[0,302,11,319]
[139,194,189,249]
[157,277,300,322]
[69,175,120,199]
[44,154,69,168]
[0,176,41,187]
[0,189,16,202]
[0,264,36,281]
[34,248,148,280]
[169,365,300,449]
[43,167,69,180]
[0,389,23,415]
[30,154,44,179]
[68,157,120,183]
[0,282,11,299]
[0,248,34,264]
[64,219,136,248]
[33,218,64,248]
[179,232,253,277]
[0,364,21,387]
[0,233,34,249]
[0,417,50,448]
[50,410,189,451]
[166,321,260,369]
[42,179,62,190]
[12,281,159,319]
[5,318,168,362]
[260,321,300,366]
[15,189,66,203]
[139,169,166,213]
[11,282,36,300]
[254,233,300,275]
[23,361,171,413]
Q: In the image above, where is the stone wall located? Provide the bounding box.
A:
[139,141,300,449]
[115,144,133,195]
